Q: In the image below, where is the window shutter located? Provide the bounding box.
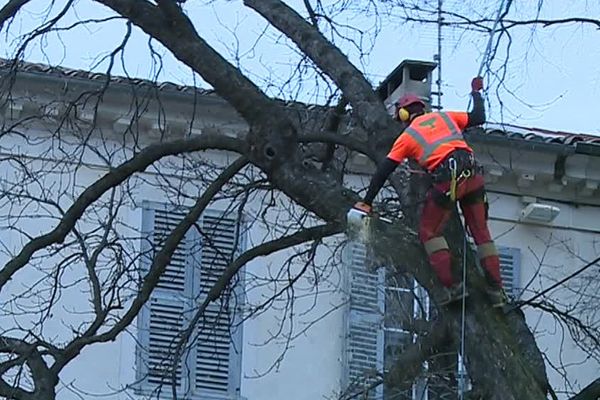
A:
[343,242,385,399]
[147,297,185,388]
[195,211,243,397]
[153,208,192,292]
[498,246,521,299]
[138,206,196,396]
[138,205,244,399]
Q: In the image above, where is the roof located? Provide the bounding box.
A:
[2,58,599,154]
[468,123,600,158]
[485,122,600,145]
[0,58,214,97]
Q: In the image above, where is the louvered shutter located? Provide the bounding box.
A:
[194,211,243,397]
[138,206,197,396]
[498,246,521,298]
[147,297,185,388]
[343,242,385,399]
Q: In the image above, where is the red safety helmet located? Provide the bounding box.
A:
[395,93,425,108]
[394,93,426,122]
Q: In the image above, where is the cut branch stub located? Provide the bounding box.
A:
[248,119,299,173]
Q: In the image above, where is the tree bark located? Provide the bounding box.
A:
[77,1,553,398]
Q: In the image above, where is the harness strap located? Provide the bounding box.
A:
[449,158,458,201]
[445,155,474,202]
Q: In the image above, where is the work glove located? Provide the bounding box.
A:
[352,202,372,214]
[347,202,372,228]
[471,76,484,92]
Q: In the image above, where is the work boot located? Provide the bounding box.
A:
[435,282,469,307]
[486,286,507,308]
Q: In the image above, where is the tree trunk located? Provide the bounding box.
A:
[366,209,550,400]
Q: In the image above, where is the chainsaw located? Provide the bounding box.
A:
[346,207,394,243]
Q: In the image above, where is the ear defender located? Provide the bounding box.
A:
[398,107,410,122]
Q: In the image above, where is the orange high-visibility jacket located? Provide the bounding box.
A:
[387,111,473,171]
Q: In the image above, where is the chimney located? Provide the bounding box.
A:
[376,60,437,115]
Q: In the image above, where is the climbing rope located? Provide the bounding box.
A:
[458,236,468,399]
[458,1,510,399]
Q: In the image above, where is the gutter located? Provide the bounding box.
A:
[574,142,600,157]
[464,130,575,156]
[464,128,600,158]
[2,67,317,120]
[464,128,600,189]
[1,67,226,107]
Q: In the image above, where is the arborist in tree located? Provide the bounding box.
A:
[351,77,506,307]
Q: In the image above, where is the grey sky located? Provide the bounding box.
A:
[3,0,598,134]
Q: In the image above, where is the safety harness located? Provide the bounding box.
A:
[431,149,478,203]
[448,153,473,201]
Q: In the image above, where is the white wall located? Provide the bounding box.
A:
[0,124,351,400]
[2,77,599,399]
[241,243,347,400]
[487,191,600,397]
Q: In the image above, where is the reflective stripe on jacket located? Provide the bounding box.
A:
[386,111,473,171]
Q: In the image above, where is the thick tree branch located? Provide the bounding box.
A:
[0,0,29,31]
[94,0,284,126]
[300,130,373,158]
[0,337,57,400]
[244,0,395,135]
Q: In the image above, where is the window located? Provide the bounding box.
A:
[498,246,522,299]
[344,243,522,399]
[383,271,430,400]
[136,203,244,399]
[343,242,384,400]
[343,242,429,400]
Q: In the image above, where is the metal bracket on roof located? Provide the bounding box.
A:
[553,154,567,182]
[579,181,599,197]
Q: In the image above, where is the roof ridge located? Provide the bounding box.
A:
[486,122,600,141]
[0,57,213,96]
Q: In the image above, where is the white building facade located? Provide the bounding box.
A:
[0,60,598,400]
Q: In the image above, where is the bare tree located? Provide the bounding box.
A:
[0,1,598,400]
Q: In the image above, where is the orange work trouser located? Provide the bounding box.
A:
[418,173,502,288]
